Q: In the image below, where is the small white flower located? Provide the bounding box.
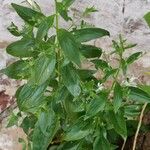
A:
[96,83,104,93]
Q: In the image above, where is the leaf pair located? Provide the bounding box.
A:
[58,28,109,66]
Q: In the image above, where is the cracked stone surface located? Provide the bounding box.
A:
[0,0,150,149]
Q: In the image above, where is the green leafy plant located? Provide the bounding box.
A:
[3,1,150,150]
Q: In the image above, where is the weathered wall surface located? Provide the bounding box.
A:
[0,0,150,149]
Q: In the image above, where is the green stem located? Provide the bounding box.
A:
[109,49,123,93]
[110,68,120,92]
[55,0,61,82]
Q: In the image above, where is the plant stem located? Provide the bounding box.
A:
[110,68,120,92]
[54,0,61,82]
[132,103,147,150]
[121,139,126,150]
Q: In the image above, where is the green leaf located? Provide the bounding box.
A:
[7,22,22,37]
[6,39,36,57]
[112,40,122,56]
[124,104,141,118]
[62,0,76,8]
[79,45,102,58]
[32,109,59,150]
[1,60,30,79]
[64,117,93,141]
[61,64,81,97]
[52,88,69,118]
[121,58,127,75]
[53,86,70,103]
[93,134,112,150]
[16,82,47,112]
[11,3,45,26]
[57,2,72,21]
[36,15,55,40]
[108,110,127,139]
[113,82,123,113]
[102,69,118,82]
[85,92,107,119]
[21,115,37,135]
[31,54,56,85]
[58,29,81,66]
[38,109,59,136]
[7,113,19,127]
[73,28,110,43]
[139,85,150,95]
[92,59,111,71]
[124,43,137,49]
[77,69,96,81]
[126,52,142,65]
[144,12,150,27]
[83,6,98,17]
[128,86,150,103]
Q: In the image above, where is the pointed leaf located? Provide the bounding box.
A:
[73,28,110,42]
[64,117,93,141]
[21,115,37,134]
[102,69,118,82]
[31,54,56,85]
[93,134,112,150]
[139,85,150,95]
[144,12,150,27]
[36,15,55,40]
[79,45,102,58]
[85,92,107,119]
[127,52,142,65]
[62,0,76,7]
[83,6,98,17]
[92,59,111,71]
[58,29,81,66]
[7,113,19,127]
[6,39,36,57]
[113,82,123,112]
[11,3,45,26]
[62,64,81,97]
[112,40,122,56]
[77,69,96,81]
[108,110,127,139]
[124,104,141,118]
[57,2,72,21]
[7,22,22,37]
[32,109,59,150]
[17,82,47,111]
[128,86,150,103]
[1,60,30,79]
